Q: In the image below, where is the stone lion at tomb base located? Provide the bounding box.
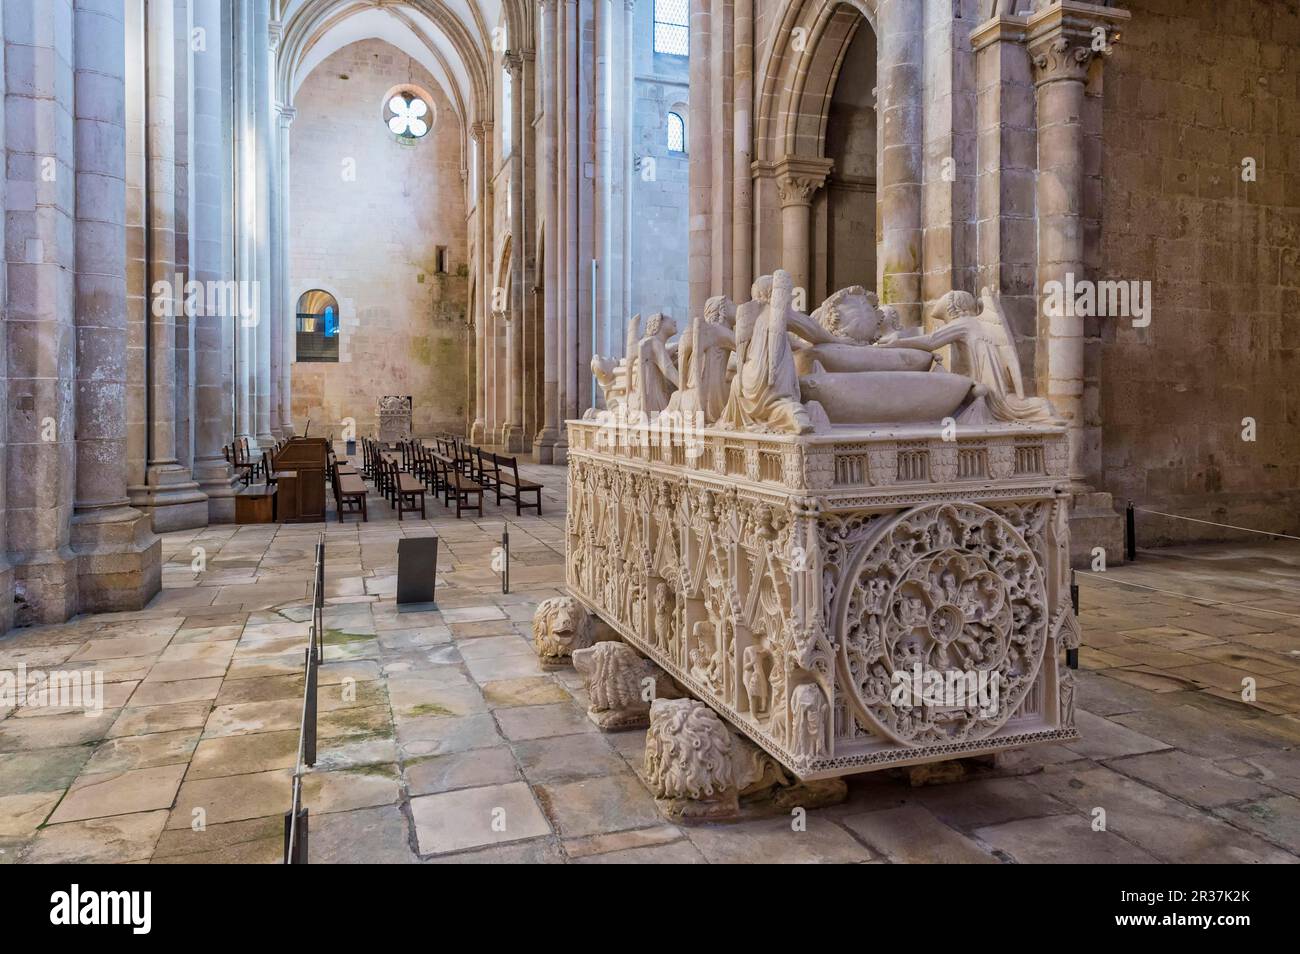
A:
[531,595,595,667]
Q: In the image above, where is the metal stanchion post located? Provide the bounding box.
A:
[501,527,510,594]
[283,807,309,864]
[304,645,318,767]
[1125,500,1136,562]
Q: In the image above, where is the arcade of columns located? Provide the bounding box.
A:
[1,0,1127,633]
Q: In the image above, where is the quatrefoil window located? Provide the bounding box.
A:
[384,91,431,139]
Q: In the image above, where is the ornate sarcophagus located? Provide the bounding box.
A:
[565,417,1080,779]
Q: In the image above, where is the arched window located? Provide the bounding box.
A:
[653,0,689,56]
[296,290,340,363]
[667,111,685,154]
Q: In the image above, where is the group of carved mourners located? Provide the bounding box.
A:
[543,272,1079,821]
[589,269,1055,434]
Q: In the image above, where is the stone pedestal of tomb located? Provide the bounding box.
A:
[563,418,1080,781]
[378,395,413,443]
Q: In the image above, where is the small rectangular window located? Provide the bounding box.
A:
[653,0,689,57]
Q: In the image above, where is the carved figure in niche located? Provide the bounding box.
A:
[1059,665,1076,728]
[720,270,836,434]
[666,295,737,426]
[627,313,680,420]
[790,683,830,762]
[689,620,723,691]
[769,656,789,742]
[653,582,676,652]
[877,288,1057,424]
[742,645,771,716]
[531,596,594,667]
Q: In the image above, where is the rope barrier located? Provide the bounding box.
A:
[1132,507,1300,543]
[1077,571,1300,624]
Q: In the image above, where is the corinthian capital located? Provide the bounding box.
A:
[774,156,834,208]
[1025,2,1131,86]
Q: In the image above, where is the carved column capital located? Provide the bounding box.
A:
[470,120,486,142]
[1025,2,1130,86]
[504,51,523,75]
[275,103,297,129]
[774,156,834,208]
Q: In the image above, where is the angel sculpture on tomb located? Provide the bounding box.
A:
[719,270,845,434]
[627,313,680,421]
[877,287,1058,424]
[666,295,737,426]
[589,313,643,416]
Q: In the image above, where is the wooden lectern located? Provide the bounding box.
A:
[271,437,329,522]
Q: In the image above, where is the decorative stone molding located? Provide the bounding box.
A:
[774,156,834,208]
[532,595,595,667]
[1026,2,1130,86]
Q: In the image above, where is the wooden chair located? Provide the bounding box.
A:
[495,453,543,516]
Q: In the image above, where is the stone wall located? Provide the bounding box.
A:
[289,39,469,439]
[1099,0,1300,543]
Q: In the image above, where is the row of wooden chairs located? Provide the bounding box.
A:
[345,434,544,522]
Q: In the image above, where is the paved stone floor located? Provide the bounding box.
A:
[1,464,1298,863]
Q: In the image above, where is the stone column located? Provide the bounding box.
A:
[470,121,487,443]
[70,0,161,610]
[192,0,238,521]
[687,0,712,321]
[970,13,1038,373]
[275,103,294,436]
[233,0,254,441]
[252,0,274,444]
[876,0,924,327]
[533,0,559,462]
[0,11,14,632]
[775,157,832,298]
[503,51,527,452]
[4,0,80,622]
[732,0,753,302]
[557,0,580,456]
[1027,1,1128,563]
[1027,3,1126,486]
[127,0,208,532]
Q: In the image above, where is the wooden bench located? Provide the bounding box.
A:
[235,483,277,523]
[434,455,483,518]
[335,471,368,522]
[493,453,543,516]
[394,471,427,520]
